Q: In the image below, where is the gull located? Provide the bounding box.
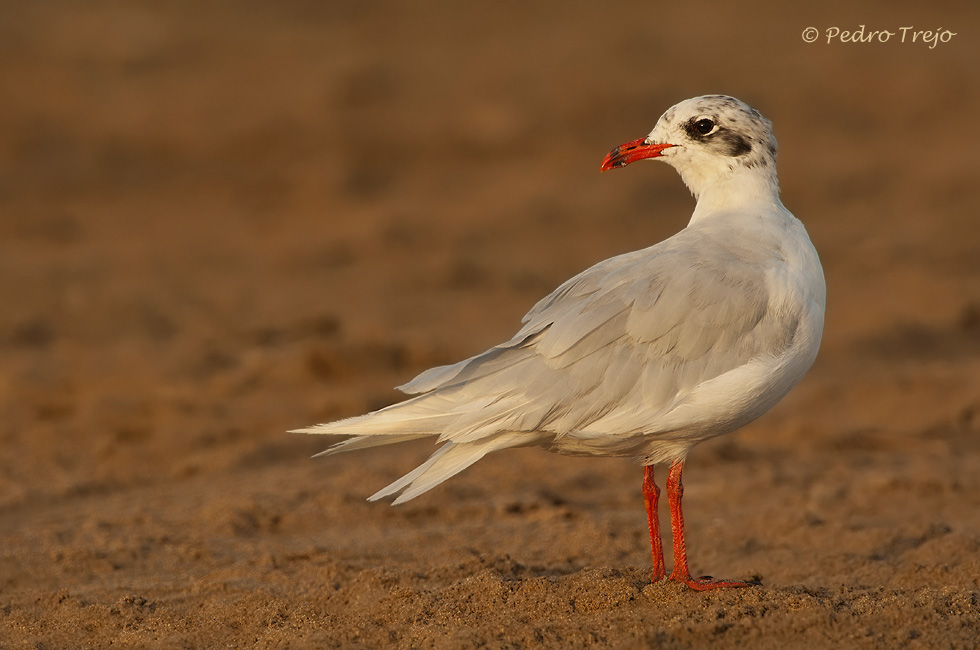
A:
[295,95,825,590]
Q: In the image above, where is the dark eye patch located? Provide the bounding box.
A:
[683,116,753,157]
[718,131,752,157]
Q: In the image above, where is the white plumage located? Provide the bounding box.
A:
[295,95,825,514]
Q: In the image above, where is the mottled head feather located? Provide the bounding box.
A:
[644,95,779,199]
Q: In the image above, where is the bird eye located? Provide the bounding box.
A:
[694,118,715,135]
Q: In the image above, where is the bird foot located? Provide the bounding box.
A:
[650,573,758,590]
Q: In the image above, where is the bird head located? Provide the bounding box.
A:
[600,95,778,200]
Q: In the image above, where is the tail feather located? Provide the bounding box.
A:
[371,436,525,505]
[367,443,453,502]
[295,375,547,503]
[312,433,430,457]
[290,394,455,439]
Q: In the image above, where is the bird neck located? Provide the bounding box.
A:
[685,164,782,225]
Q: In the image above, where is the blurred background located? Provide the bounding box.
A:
[1,0,978,646]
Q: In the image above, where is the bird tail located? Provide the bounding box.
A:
[290,392,456,444]
[292,394,534,503]
[366,436,520,504]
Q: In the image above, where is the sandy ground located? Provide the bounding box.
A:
[2,1,980,648]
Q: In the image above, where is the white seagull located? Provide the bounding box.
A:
[296,95,825,590]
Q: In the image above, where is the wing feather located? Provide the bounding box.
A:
[309,222,809,500]
[389,228,795,440]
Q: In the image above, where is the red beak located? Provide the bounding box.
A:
[599,138,676,172]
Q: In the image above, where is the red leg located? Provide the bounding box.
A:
[642,465,666,582]
[666,460,756,591]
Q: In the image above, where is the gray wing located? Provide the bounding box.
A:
[396,228,798,443]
